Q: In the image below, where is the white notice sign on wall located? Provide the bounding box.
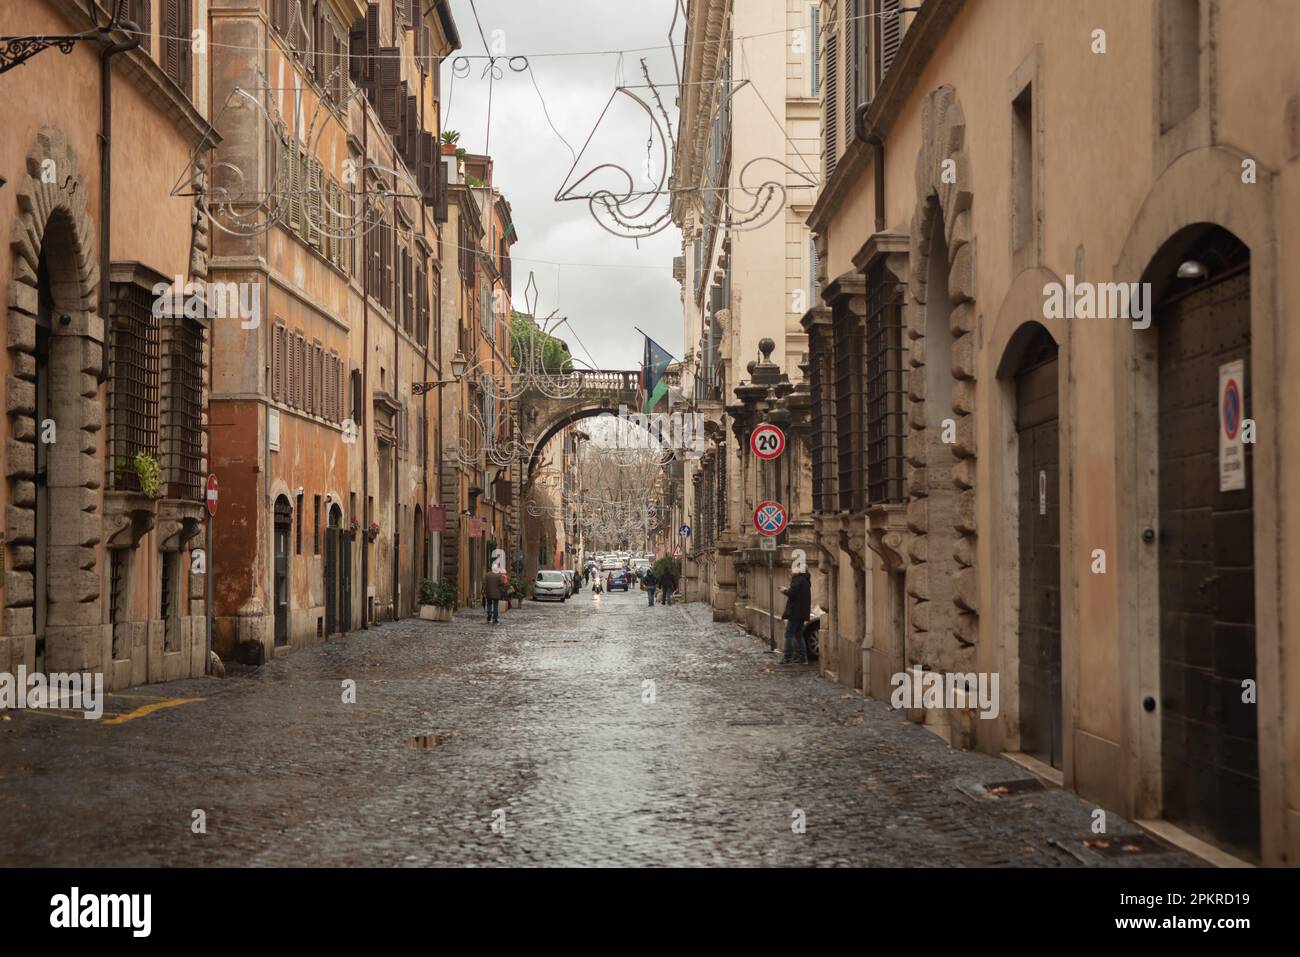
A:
[1218,359,1246,492]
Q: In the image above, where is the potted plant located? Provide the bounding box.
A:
[366,521,380,543]
[418,578,455,622]
[441,129,460,155]
[508,574,526,608]
[132,452,164,499]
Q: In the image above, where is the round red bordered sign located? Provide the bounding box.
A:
[753,501,787,536]
[1222,378,1242,441]
[205,474,219,517]
[750,423,786,460]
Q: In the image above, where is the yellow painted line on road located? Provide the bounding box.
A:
[7,695,205,725]
[99,696,205,725]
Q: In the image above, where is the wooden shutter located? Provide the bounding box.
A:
[305,340,315,414]
[847,0,862,136]
[879,0,903,82]
[378,48,402,136]
[272,322,286,400]
[434,156,448,222]
[824,27,839,178]
[810,6,821,96]
[308,158,324,250]
[314,343,324,415]
[161,0,180,83]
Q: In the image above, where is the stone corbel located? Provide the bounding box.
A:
[103,490,157,549]
[866,504,910,573]
[156,499,205,552]
[838,511,869,574]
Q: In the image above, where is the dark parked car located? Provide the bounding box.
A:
[608,570,629,592]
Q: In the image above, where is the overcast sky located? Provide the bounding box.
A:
[441,0,684,371]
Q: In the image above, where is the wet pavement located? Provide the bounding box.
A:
[0,590,1194,866]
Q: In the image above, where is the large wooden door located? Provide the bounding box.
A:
[1157,266,1257,858]
[1016,328,1062,769]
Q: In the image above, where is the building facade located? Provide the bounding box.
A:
[436,155,516,609]
[670,0,820,629]
[207,0,458,661]
[1,0,220,688]
[804,0,1300,865]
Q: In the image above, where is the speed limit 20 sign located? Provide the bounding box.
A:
[750,423,785,460]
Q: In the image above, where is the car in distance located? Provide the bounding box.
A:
[608,569,630,592]
[534,570,568,602]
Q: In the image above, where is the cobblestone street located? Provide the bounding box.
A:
[0,593,1192,867]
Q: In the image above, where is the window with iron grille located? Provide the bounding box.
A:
[715,447,727,531]
[808,333,836,513]
[833,296,866,512]
[160,316,205,500]
[107,279,159,492]
[866,261,907,504]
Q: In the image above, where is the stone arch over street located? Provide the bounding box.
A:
[5,126,104,674]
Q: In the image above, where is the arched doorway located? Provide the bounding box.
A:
[6,130,105,677]
[1010,323,1062,769]
[273,495,293,646]
[324,503,345,636]
[1151,224,1257,857]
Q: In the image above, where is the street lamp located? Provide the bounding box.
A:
[411,350,470,395]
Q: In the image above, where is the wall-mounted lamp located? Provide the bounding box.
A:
[1176,259,1207,280]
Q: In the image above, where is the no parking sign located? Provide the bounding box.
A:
[1218,359,1246,492]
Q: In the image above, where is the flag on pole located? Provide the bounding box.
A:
[641,334,674,414]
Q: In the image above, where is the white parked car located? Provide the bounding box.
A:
[534,570,568,602]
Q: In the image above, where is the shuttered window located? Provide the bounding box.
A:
[846,0,864,138]
[272,321,286,401]
[160,0,191,96]
[810,6,821,96]
[876,0,902,88]
[823,27,839,178]
[117,1,151,54]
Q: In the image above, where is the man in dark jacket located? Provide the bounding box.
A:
[660,566,676,605]
[483,572,506,624]
[780,571,812,663]
[644,569,658,606]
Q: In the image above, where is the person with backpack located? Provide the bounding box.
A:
[644,568,658,606]
[779,569,812,664]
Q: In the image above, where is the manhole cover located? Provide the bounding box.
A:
[405,735,443,750]
[1082,833,1164,857]
[983,778,1046,797]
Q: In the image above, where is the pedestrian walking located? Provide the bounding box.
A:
[644,569,658,606]
[779,568,812,663]
[483,570,506,624]
[660,565,676,606]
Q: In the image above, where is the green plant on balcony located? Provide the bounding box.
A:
[131,452,164,499]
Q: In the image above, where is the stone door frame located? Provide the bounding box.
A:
[5,128,105,674]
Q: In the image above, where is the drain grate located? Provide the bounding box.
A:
[1082,833,1164,857]
[983,778,1047,798]
[405,734,443,750]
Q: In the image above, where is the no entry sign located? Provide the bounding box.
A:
[753,501,787,536]
[750,423,785,460]
[205,474,218,516]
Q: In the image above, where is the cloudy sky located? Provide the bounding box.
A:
[441,0,684,371]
